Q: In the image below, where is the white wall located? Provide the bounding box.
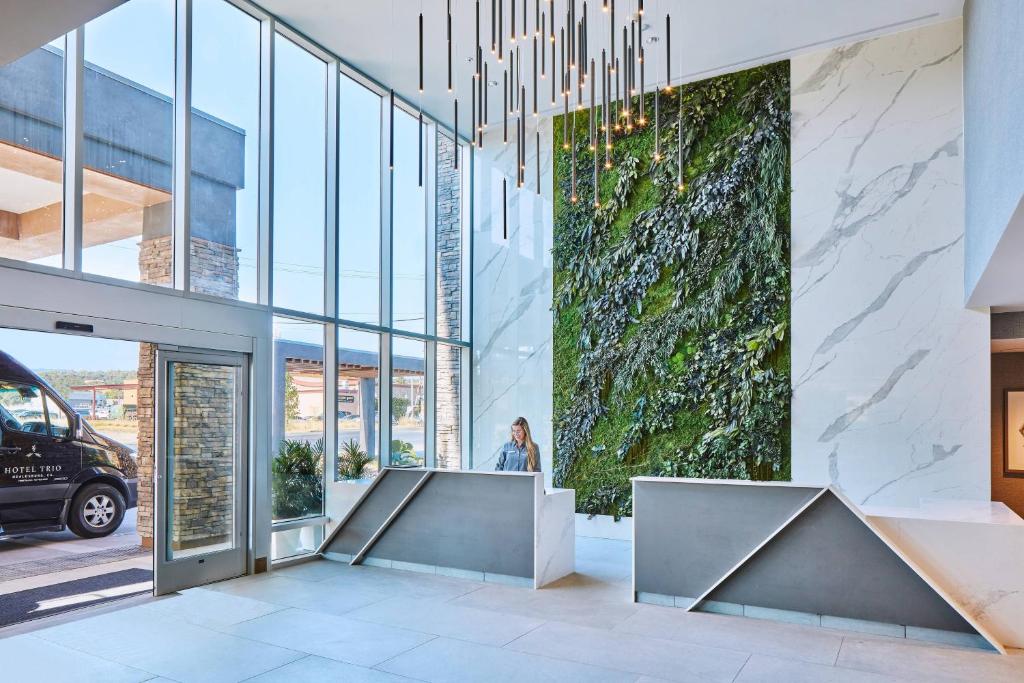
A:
[791,20,990,506]
[471,118,554,483]
[963,0,1024,305]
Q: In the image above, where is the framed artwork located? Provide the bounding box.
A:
[1004,389,1024,477]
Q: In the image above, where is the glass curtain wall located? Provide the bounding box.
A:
[190,0,261,302]
[0,0,472,563]
[0,39,65,268]
[271,34,327,315]
[81,0,175,285]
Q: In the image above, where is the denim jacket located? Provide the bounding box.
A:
[495,440,540,472]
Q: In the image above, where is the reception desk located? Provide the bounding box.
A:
[631,477,1011,653]
[319,468,575,588]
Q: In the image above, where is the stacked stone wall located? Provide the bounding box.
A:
[136,233,239,547]
[435,133,463,469]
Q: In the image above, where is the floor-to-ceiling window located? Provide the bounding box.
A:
[271,34,327,315]
[0,39,65,268]
[190,0,261,302]
[0,0,471,567]
[81,0,175,285]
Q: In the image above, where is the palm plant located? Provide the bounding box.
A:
[337,439,373,480]
[272,438,324,519]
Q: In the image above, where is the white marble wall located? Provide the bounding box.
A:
[471,117,554,483]
[791,20,990,506]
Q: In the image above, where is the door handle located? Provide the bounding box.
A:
[0,446,21,454]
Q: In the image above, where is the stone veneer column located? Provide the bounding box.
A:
[435,132,463,469]
[135,219,240,547]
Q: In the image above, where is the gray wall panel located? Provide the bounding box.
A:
[368,472,536,578]
[634,481,820,598]
[706,493,976,634]
[323,469,424,556]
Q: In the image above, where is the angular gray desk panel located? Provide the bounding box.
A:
[633,480,820,599]
[368,472,536,578]
[325,469,424,556]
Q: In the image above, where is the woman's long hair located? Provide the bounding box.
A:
[511,416,539,472]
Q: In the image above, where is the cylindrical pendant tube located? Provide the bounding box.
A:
[533,36,538,115]
[535,0,539,35]
[418,13,424,92]
[499,0,504,57]
[639,47,645,123]
[492,0,496,52]
[665,14,671,90]
[541,13,546,77]
[536,130,540,194]
[654,87,660,161]
[611,0,615,65]
[454,99,460,169]
[511,0,516,41]
[484,62,489,126]
[571,108,577,202]
[503,69,508,143]
[447,12,452,91]
[522,0,527,39]
[389,89,395,169]
[677,106,683,191]
[503,177,507,239]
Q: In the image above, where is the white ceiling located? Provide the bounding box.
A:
[258,0,963,137]
[0,0,124,65]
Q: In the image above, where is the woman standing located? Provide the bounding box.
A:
[495,416,540,472]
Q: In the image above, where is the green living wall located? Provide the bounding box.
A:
[552,61,792,518]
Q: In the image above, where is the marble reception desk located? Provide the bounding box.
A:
[319,468,574,588]
[632,478,1020,653]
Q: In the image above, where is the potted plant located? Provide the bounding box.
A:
[337,439,373,480]
[272,438,324,520]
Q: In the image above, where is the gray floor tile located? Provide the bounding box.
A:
[836,636,1024,683]
[223,607,433,667]
[267,559,353,582]
[614,603,844,665]
[140,586,285,629]
[207,574,393,616]
[451,582,641,630]
[0,634,154,683]
[318,564,485,601]
[246,655,419,682]
[345,596,545,646]
[377,636,639,683]
[33,607,303,683]
[735,654,911,682]
[506,620,749,682]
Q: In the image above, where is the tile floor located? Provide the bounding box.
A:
[1,537,1023,682]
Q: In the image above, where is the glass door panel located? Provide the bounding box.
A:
[155,349,247,595]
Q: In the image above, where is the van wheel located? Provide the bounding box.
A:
[68,483,125,539]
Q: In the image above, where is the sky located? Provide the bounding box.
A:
[54,0,428,323]
[0,328,138,372]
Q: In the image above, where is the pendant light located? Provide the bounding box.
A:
[664,13,671,91]
[536,130,541,194]
[541,12,546,78]
[570,108,577,203]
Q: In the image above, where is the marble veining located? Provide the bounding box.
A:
[791,19,989,507]
[472,118,554,481]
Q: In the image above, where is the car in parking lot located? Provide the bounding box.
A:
[0,351,138,540]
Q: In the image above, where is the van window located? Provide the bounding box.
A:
[45,393,72,439]
[0,381,47,434]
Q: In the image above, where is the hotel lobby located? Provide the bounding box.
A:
[1,0,1024,681]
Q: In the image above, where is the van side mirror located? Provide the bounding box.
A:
[71,413,83,440]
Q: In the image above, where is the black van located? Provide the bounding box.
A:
[0,350,138,539]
